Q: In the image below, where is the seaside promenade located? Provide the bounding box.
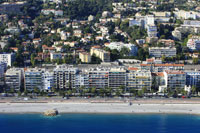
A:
[0,98,200,114]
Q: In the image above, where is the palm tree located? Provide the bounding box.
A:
[33,87,40,95]
[105,87,112,97]
[90,87,96,96]
[191,86,197,95]
[99,88,105,97]
[79,86,85,97]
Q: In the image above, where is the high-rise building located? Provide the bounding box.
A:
[24,68,44,91]
[164,70,185,90]
[43,71,54,91]
[5,68,24,90]
[185,71,200,88]
[53,65,79,90]
[0,53,15,67]
[127,68,152,90]
[0,62,6,87]
[108,68,127,89]
[88,67,109,89]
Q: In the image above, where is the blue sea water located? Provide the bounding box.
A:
[0,114,200,133]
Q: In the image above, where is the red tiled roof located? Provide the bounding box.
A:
[165,70,185,74]
[128,67,139,71]
[140,64,184,67]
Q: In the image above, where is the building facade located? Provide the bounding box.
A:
[90,47,110,62]
[185,71,200,88]
[24,68,44,91]
[79,52,91,63]
[149,47,176,58]
[53,65,78,90]
[5,68,23,90]
[164,70,185,90]
[127,68,152,90]
[0,53,15,67]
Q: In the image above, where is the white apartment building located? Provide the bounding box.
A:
[24,68,45,91]
[43,71,54,91]
[149,47,176,58]
[0,53,15,67]
[127,68,152,90]
[41,9,63,16]
[146,15,155,26]
[105,42,138,56]
[187,36,200,51]
[163,70,185,90]
[50,52,67,61]
[5,68,24,90]
[53,65,79,89]
[0,62,6,86]
[174,10,200,20]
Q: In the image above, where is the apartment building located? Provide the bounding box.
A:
[105,42,138,56]
[0,62,6,86]
[146,25,158,38]
[174,10,199,20]
[88,67,109,89]
[5,68,24,90]
[53,65,79,90]
[108,68,127,89]
[75,71,89,89]
[158,39,175,47]
[127,68,152,90]
[50,52,67,61]
[185,71,200,88]
[0,53,15,67]
[149,47,176,58]
[187,36,200,51]
[140,64,184,72]
[43,71,54,91]
[24,68,44,91]
[90,47,110,62]
[79,52,91,63]
[164,70,186,90]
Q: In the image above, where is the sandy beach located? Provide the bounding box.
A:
[0,98,200,114]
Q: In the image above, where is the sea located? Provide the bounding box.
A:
[0,114,200,133]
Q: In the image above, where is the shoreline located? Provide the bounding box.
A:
[1,101,200,115]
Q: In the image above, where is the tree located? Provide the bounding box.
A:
[119,85,126,94]
[120,47,130,57]
[33,87,40,94]
[17,90,21,97]
[59,90,65,97]
[91,54,102,64]
[193,58,198,64]
[79,86,85,96]
[99,88,105,97]
[31,53,36,67]
[56,58,62,65]
[105,87,112,97]
[10,88,15,94]
[90,87,96,96]
[116,89,122,97]
[67,90,72,96]
[137,90,143,97]
[191,86,197,95]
